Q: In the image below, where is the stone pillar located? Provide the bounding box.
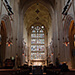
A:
[18,10,23,65]
[9,0,21,67]
[10,0,20,57]
[56,0,65,62]
[73,0,75,22]
[61,0,68,62]
[0,0,3,31]
[52,10,58,64]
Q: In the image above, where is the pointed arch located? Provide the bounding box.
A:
[1,14,12,38]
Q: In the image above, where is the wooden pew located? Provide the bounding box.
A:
[0,68,30,75]
[0,69,20,75]
[46,69,75,75]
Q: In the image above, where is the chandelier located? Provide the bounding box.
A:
[49,55,51,58]
[51,53,54,56]
[0,34,1,45]
[25,54,26,57]
[63,38,69,46]
[6,38,13,47]
[22,53,24,56]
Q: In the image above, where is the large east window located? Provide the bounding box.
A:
[31,25,45,60]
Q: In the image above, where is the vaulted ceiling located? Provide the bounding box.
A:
[19,0,55,29]
[24,3,51,29]
[20,0,55,10]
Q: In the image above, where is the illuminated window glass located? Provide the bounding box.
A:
[31,53,45,59]
[31,45,37,51]
[32,30,36,33]
[31,39,37,44]
[37,45,45,51]
[37,39,44,44]
[31,25,45,60]
[37,34,44,38]
[41,26,44,28]
[35,26,41,30]
[31,34,36,38]
[40,29,43,33]
[31,26,34,29]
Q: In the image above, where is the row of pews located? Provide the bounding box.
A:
[0,64,31,75]
[0,69,30,75]
[0,64,75,75]
[46,69,75,75]
[45,63,75,75]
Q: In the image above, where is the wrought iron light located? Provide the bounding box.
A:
[6,38,13,47]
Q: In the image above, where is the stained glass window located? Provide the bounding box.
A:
[31,34,36,38]
[31,26,34,29]
[37,45,45,51]
[37,34,44,38]
[31,25,45,60]
[31,45,37,51]
[40,29,43,33]
[31,53,45,60]
[37,39,44,44]
[41,26,44,28]
[31,39,37,44]
[32,30,36,33]
[31,45,45,51]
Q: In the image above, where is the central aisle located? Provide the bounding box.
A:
[29,66,46,75]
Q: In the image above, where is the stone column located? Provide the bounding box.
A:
[73,0,75,22]
[10,0,20,57]
[56,0,65,62]
[18,10,23,65]
[0,0,3,31]
[61,0,68,62]
[52,10,58,64]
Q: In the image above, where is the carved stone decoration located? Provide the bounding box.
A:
[35,9,40,14]
[36,17,39,20]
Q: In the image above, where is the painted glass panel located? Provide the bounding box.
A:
[37,39,44,44]
[41,26,44,28]
[32,30,36,33]
[31,45,37,51]
[37,34,44,38]
[31,25,45,60]
[31,26,34,29]
[31,34,36,38]
[31,53,45,59]
[31,39,37,44]
[35,26,41,30]
[37,45,45,51]
[40,29,43,33]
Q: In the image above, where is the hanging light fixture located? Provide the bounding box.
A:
[22,53,24,56]
[49,55,51,58]
[51,53,54,56]
[22,48,24,56]
[6,38,13,47]
[16,53,18,58]
[63,38,69,46]
[25,54,26,57]
[0,34,1,45]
